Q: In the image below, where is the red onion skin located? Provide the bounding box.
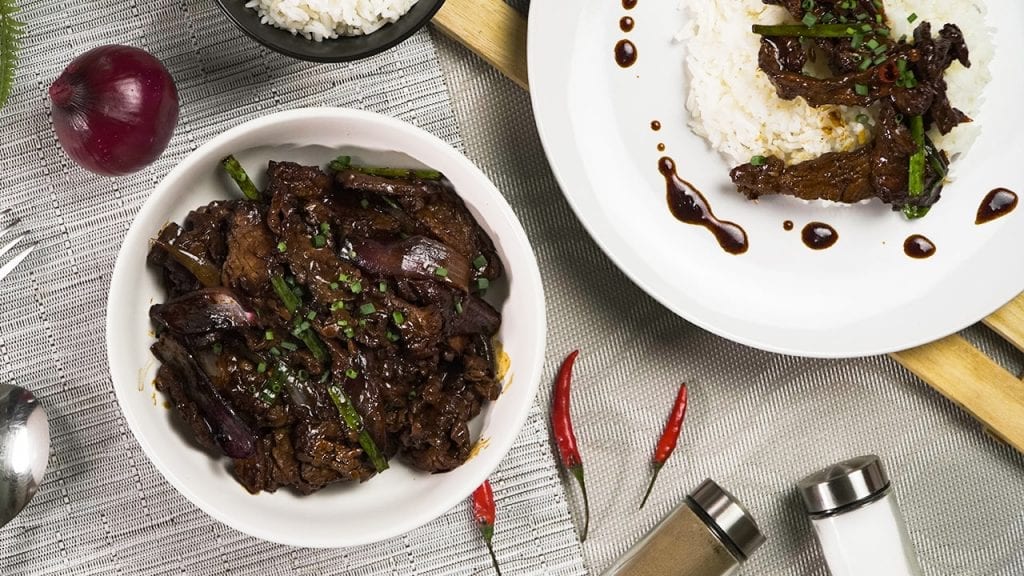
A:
[49,45,179,177]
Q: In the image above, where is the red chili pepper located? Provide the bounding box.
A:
[552,349,590,541]
[640,383,689,509]
[472,480,502,576]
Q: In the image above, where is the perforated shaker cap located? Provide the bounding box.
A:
[688,479,766,560]
[798,455,891,515]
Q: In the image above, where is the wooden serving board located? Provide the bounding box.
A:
[431,0,1024,452]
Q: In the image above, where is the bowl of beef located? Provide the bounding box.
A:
[105,108,546,547]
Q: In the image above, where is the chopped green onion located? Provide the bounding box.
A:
[454,299,463,314]
[392,311,405,325]
[277,241,287,253]
[379,281,388,293]
[386,331,399,343]
[265,330,275,341]
[329,155,353,172]
[473,255,488,270]
[280,341,298,352]
[434,266,449,278]
[854,83,870,95]
[257,362,267,373]
[330,282,339,290]
[907,12,917,23]
[345,369,359,379]
[306,311,316,320]
[359,303,376,315]
[313,235,326,248]
[477,278,490,291]
[331,301,345,311]
[802,13,818,27]
[750,155,767,166]
[320,222,330,234]
[350,281,363,294]
[212,343,223,355]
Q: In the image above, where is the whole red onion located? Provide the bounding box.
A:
[48,45,179,177]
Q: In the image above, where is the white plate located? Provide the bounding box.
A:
[529,0,1024,357]
[106,108,546,547]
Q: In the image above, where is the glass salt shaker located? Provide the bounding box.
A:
[797,455,923,576]
[602,479,766,576]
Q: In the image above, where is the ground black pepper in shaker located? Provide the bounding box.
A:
[602,479,766,576]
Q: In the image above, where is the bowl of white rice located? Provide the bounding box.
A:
[214,0,445,62]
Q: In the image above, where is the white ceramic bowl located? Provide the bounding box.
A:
[106,108,546,547]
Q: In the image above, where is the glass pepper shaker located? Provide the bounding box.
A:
[602,479,766,576]
[797,455,923,576]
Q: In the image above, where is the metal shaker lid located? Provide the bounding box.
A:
[688,479,766,560]
[798,455,890,515]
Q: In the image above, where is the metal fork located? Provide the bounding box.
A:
[0,210,36,282]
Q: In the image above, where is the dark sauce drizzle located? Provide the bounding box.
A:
[651,120,661,131]
[976,188,1018,225]
[904,235,936,259]
[622,0,637,9]
[615,40,637,68]
[660,157,749,255]
[657,143,665,152]
[620,16,635,32]
[783,220,794,231]
[801,222,838,250]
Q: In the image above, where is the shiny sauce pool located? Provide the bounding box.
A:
[801,222,838,250]
[620,16,635,32]
[660,157,748,255]
[615,40,637,68]
[904,235,936,259]
[976,188,1018,224]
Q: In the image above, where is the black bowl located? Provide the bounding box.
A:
[213,0,446,63]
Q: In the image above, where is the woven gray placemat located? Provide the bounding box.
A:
[434,4,1024,571]
[0,1,587,574]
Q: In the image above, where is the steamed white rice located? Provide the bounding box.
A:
[680,0,992,166]
[245,0,420,41]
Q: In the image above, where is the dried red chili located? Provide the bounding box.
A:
[640,383,689,509]
[552,349,590,541]
[472,480,502,576]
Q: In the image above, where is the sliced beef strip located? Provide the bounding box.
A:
[222,202,278,297]
[730,102,936,210]
[266,161,332,200]
[292,419,373,483]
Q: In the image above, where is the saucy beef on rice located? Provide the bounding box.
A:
[732,0,971,219]
[147,157,504,494]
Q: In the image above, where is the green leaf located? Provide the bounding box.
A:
[0,0,24,108]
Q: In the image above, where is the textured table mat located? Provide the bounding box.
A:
[433,0,1024,573]
[0,1,586,574]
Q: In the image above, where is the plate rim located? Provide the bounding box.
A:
[526,0,1022,358]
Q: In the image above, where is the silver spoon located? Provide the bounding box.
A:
[0,383,49,528]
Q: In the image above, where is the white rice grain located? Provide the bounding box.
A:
[245,0,420,41]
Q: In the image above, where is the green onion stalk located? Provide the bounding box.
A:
[329,385,389,473]
[222,155,261,202]
[329,154,442,180]
[903,115,929,220]
[752,23,862,38]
